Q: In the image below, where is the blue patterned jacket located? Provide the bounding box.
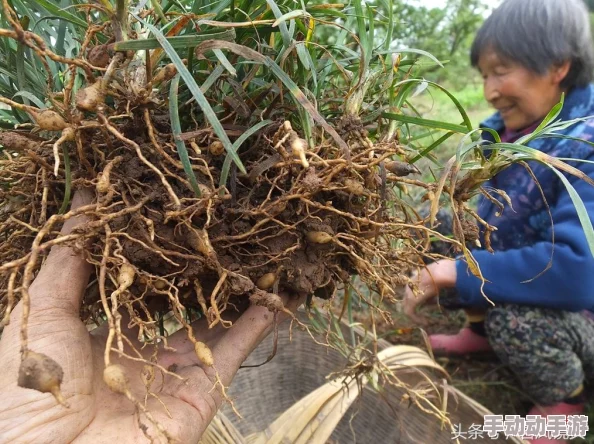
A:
[456,84,594,312]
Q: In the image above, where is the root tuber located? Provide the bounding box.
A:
[18,351,68,407]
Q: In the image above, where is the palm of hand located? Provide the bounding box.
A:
[0,193,298,443]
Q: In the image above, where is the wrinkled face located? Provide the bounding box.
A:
[477,48,569,131]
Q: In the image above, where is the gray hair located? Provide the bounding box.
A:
[470,0,594,89]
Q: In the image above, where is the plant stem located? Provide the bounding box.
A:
[114,0,128,42]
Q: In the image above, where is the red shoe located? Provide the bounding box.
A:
[525,402,585,443]
[429,327,492,355]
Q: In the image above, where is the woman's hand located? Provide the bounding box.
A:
[403,259,457,325]
[0,190,305,443]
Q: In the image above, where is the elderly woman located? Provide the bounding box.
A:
[404,0,594,441]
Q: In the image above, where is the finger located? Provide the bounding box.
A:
[211,293,305,386]
[30,189,94,314]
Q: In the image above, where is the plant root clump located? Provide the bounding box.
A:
[0,3,464,419]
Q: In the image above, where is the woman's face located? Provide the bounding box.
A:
[477,48,570,131]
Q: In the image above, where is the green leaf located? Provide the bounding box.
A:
[55,0,68,56]
[12,91,45,109]
[194,40,349,155]
[490,142,594,187]
[200,64,225,93]
[377,48,444,68]
[382,112,468,134]
[169,74,203,198]
[525,95,565,140]
[272,9,308,27]
[551,167,594,258]
[219,119,273,189]
[33,0,87,28]
[296,43,310,71]
[151,0,168,23]
[213,48,236,76]
[58,145,71,214]
[396,79,473,132]
[410,131,456,163]
[266,0,292,50]
[384,0,393,51]
[113,31,236,51]
[353,0,369,68]
[16,38,27,104]
[134,15,246,174]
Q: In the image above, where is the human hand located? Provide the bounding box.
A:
[0,190,305,444]
[403,259,457,325]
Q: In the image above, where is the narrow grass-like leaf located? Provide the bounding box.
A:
[219,119,272,189]
[551,167,594,257]
[384,0,393,50]
[151,0,168,23]
[200,64,225,93]
[397,79,472,132]
[493,142,594,186]
[12,91,45,109]
[410,131,456,163]
[58,146,71,214]
[135,16,246,174]
[538,134,594,149]
[55,0,68,56]
[273,9,308,27]
[408,129,441,142]
[266,0,292,50]
[114,31,236,51]
[377,48,443,68]
[365,3,374,66]
[15,35,28,105]
[33,0,87,28]
[195,40,350,154]
[213,48,236,76]
[170,74,203,197]
[517,95,565,145]
[383,112,467,134]
[296,43,310,71]
[353,0,369,68]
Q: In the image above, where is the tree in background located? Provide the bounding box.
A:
[314,0,488,90]
[405,0,488,88]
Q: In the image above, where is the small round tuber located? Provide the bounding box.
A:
[34,109,68,132]
[152,63,177,85]
[208,140,225,156]
[18,351,68,407]
[194,341,214,367]
[103,364,129,394]
[190,229,216,259]
[117,263,136,289]
[385,161,420,177]
[75,82,104,113]
[344,178,365,195]
[256,272,276,290]
[96,172,110,193]
[305,231,333,244]
[290,136,309,168]
[87,43,114,68]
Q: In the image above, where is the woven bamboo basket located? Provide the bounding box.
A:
[200,312,525,444]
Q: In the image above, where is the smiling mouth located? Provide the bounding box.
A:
[498,105,514,115]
